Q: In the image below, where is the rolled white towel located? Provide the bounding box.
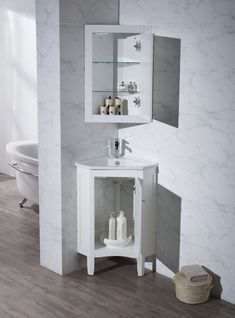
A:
[181,264,209,282]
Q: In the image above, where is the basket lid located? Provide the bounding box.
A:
[174,271,212,287]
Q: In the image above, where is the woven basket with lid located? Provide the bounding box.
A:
[174,272,212,304]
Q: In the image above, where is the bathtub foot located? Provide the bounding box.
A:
[19,198,27,208]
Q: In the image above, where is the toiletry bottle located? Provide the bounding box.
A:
[133,82,137,92]
[116,211,127,240]
[119,81,126,92]
[108,213,116,240]
[122,99,128,115]
[127,82,131,93]
[128,81,135,93]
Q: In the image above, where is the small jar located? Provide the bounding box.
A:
[109,105,116,115]
[100,105,108,115]
[115,97,123,115]
[128,81,135,93]
[105,96,113,107]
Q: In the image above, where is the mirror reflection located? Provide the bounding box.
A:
[152,35,181,128]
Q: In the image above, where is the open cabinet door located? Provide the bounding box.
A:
[141,166,157,259]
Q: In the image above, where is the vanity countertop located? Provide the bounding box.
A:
[75,156,158,170]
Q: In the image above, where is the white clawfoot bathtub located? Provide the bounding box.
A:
[6,141,39,206]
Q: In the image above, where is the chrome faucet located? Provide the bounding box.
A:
[120,139,132,157]
[108,138,132,158]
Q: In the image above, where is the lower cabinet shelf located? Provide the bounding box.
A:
[94,241,137,258]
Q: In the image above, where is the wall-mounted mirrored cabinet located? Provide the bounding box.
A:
[85,25,153,123]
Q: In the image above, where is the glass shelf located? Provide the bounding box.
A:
[93,61,140,65]
[92,90,139,94]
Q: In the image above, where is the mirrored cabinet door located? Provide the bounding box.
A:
[152,35,181,128]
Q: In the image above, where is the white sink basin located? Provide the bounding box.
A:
[76,156,158,170]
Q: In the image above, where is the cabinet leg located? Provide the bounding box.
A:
[87,256,95,275]
[137,255,145,277]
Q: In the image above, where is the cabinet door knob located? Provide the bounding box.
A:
[134,40,141,52]
[133,97,141,107]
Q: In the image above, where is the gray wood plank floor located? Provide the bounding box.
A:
[0,173,234,318]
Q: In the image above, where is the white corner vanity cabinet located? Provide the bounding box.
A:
[75,157,158,276]
[85,25,153,123]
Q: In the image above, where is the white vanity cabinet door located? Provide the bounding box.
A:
[77,165,94,256]
[85,25,153,123]
[141,166,157,259]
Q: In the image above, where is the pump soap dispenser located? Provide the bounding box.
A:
[108,213,116,240]
[116,211,127,241]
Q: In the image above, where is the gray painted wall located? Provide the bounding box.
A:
[36,0,118,274]
[0,0,37,175]
[60,0,119,273]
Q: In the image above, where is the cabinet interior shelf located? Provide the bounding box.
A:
[87,114,149,123]
[93,61,140,65]
[92,90,140,94]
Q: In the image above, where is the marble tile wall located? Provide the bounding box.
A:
[119,0,235,303]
